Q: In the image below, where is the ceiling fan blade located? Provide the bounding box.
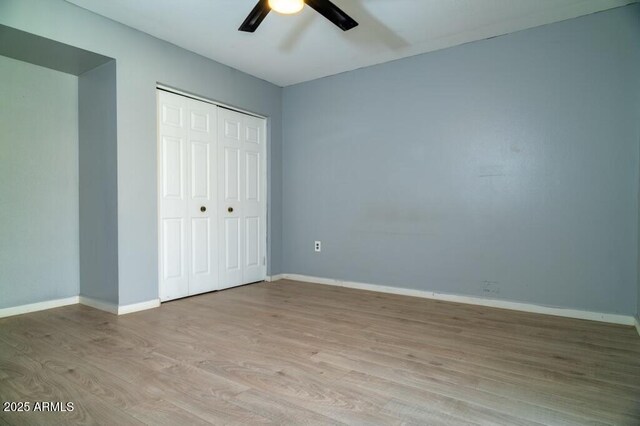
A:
[305,0,358,31]
[239,0,271,33]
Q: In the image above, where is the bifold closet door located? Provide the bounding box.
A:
[218,108,267,289]
[158,90,218,301]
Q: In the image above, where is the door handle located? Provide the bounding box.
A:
[200,206,206,212]
[228,207,234,213]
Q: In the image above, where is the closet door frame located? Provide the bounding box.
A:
[156,85,269,301]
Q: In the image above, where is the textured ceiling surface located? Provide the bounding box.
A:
[66,0,634,86]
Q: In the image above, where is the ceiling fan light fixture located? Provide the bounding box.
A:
[239,0,357,33]
[268,0,304,15]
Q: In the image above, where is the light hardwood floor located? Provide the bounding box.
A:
[1,280,639,425]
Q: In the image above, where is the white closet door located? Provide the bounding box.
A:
[218,108,266,289]
[158,90,217,301]
[158,91,189,301]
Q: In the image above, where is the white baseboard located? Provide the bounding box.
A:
[276,274,635,326]
[79,296,119,314]
[0,296,80,318]
[79,296,160,315]
[266,274,285,282]
[0,295,160,318]
[117,299,160,315]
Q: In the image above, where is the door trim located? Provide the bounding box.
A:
[156,87,269,301]
[157,84,266,119]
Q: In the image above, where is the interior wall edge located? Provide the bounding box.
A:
[266,274,285,282]
[77,296,119,314]
[78,59,119,305]
[78,296,160,315]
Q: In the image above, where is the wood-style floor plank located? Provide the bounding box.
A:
[1,279,639,425]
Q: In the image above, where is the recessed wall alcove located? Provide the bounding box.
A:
[0,24,118,308]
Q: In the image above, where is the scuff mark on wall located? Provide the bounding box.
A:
[482,280,500,294]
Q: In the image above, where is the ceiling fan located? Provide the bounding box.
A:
[239,0,358,33]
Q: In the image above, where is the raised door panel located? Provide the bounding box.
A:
[223,147,241,202]
[245,216,260,269]
[224,218,241,271]
[162,103,183,128]
[225,118,241,141]
[190,142,210,200]
[162,136,184,200]
[245,152,260,202]
[189,217,213,295]
[161,218,188,300]
[190,110,210,133]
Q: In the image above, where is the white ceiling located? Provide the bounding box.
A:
[66,0,634,87]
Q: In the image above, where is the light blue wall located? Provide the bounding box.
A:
[0,55,79,308]
[283,5,640,315]
[79,60,118,304]
[0,0,283,305]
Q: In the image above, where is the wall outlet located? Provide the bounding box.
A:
[314,241,321,252]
